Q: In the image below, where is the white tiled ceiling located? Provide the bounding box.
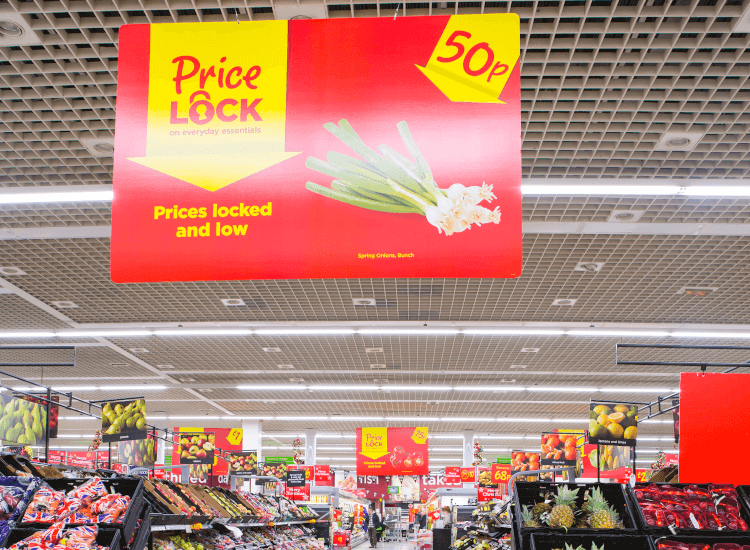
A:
[0,0,741,461]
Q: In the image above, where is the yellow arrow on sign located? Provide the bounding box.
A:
[128,22,300,192]
[417,14,520,104]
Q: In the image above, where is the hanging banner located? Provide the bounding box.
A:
[0,394,47,446]
[314,464,332,483]
[112,15,522,283]
[357,475,389,500]
[284,483,310,501]
[176,432,215,464]
[102,399,147,442]
[478,487,498,502]
[679,372,750,484]
[229,451,257,474]
[490,463,511,486]
[172,427,243,475]
[287,469,306,487]
[459,467,476,483]
[588,402,638,447]
[356,427,429,475]
[541,432,578,466]
[582,443,631,480]
[262,462,289,481]
[477,466,495,488]
[444,466,461,484]
[119,436,157,467]
[21,395,58,439]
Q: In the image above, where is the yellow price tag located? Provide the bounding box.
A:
[417,14,520,103]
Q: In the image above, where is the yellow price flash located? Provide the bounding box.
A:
[417,14,520,104]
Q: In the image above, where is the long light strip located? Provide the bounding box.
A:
[2,328,749,339]
[14,385,166,392]
[237,384,679,393]
[0,191,114,204]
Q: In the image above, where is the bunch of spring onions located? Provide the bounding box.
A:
[305,120,501,236]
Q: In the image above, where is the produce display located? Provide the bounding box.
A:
[633,483,749,531]
[5,523,110,550]
[0,396,47,446]
[178,434,215,464]
[101,399,146,439]
[228,453,257,474]
[657,541,750,550]
[453,532,511,550]
[22,478,130,525]
[550,545,603,550]
[588,403,638,444]
[149,480,202,516]
[522,486,624,530]
[305,120,502,236]
[154,525,324,550]
[120,439,156,467]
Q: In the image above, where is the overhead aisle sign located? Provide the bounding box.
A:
[112,15,521,282]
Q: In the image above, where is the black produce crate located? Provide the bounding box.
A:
[650,535,750,549]
[4,527,121,550]
[531,533,656,550]
[168,483,210,524]
[27,477,145,546]
[142,488,184,525]
[513,482,639,550]
[738,486,750,522]
[126,503,151,550]
[628,482,750,537]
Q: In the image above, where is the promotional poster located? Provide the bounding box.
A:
[172,427,243,475]
[588,402,638,447]
[229,451,258,474]
[101,399,147,443]
[176,432,215,465]
[356,427,429,475]
[0,394,47,446]
[112,15,522,282]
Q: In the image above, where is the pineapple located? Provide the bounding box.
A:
[521,505,540,527]
[586,487,622,529]
[532,501,552,518]
[548,485,579,529]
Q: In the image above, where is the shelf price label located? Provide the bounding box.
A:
[417,14,519,103]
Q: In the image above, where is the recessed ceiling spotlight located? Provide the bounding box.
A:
[655,132,704,152]
[197,388,213,393]
[370,364,387,369]
[277,365,296,370]
[129,348,149,353]
[0,267,26,276]
[289,377,305,383]
[156,364,175,369]
[52,301,78,309]
[263,347,282,352]
[500,379,516,383]
[520,348,539,353]
[221,298,246,306]
[0,20,23,37]
[80,138,115,157]
[365,347,384,353]
[509,365,527,369]
[352,298,377,306]
[110,363,129,367]
[180,378,195,382]
[677,286,716,296]
[552,299,577,306]
[574,262,604,273]
[607,210,645,223]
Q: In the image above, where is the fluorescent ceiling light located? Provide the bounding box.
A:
[225,416,266,420]
[683,187,750,196]
[316,434,356,439]
[275,416,330,420]
[528,387,597,392]
[51,386,97,391]
[148,416,168,420]
[568,330,670,337]
[429,434,461,439]
[308,385,379,391]
[496,418,551,422]
[154,329,252,336]
[641,419,673,424]
[387,386,452,391]
[317,446,356,450]
[455,386,521,392]
[169,415,220,420]
[331,416,384,420]
[237,385,307,390]
[671,332,750,338]
[386,417,439,421]
[441,417,494,422]
[0,332,55,338]
[56,330,152,337]
[429,458,463,462]
[600,388,672,393]
[0,191,114,204]
[265,433,305,437]
[431,446,463,451]
[99,385,166,391]
[463,329,564,336]
[551,418,585,423]
[358,329,459,335]
[255,329,355,335]
[522,185,680,195]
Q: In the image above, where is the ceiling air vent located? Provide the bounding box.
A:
[52,301,78,309]
[520,348,539,353]
[352,298,376,306]
[366,347,384,353]
[574,262,604,273]
[607,210,644,223]
[289,377,305,383]
[370,364,387,370]
[156,364,175,369]
[277,365,296,370]
[0,267,26,276]
[0,12,42,46]
[80,138,115,157]
[129,348,149,353]
[221,298,246,306]
[552,299,577,306]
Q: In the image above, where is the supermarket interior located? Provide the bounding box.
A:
[3,1,750,550]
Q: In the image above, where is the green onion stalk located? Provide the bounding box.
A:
[305,120,501,236]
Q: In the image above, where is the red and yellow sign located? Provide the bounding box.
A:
[112,16,521,282]
[172,427,243,475]
[459,467,476,483]
[356,427,429,475]
[491,463,512,485]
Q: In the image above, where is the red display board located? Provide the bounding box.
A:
[112,16,522,282]
[680,372,750,484]
[444,467,461,484]
[314,464,332,484]
[356,427,429,475]
[459,467,476,483]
